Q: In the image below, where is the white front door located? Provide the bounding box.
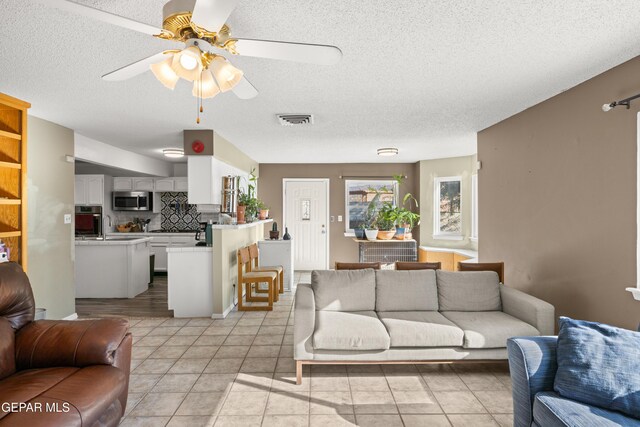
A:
[283,180,329,270]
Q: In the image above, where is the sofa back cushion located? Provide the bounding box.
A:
[436,271,501,311]
[375,270,438,311]
[0,317,16,380]
[312,270,376,311]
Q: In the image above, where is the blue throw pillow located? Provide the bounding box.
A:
[554,317,640,419]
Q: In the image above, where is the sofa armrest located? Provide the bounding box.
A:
[507,336,558,427]
[15,319,130,370]
[293,283,315,360]
[500,286,555,335]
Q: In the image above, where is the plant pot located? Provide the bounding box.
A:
[259,209,269,220]
[269,230,280,240]
[365,229,378,240]
[354,228,365,239]
[377,230,396,240]
[394,227,406,240]
[237,205,246,224]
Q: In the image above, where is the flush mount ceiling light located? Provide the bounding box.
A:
[602,92,640,112]
[377,147,399,156]
[163,148,184,158]
[45,0,342,125]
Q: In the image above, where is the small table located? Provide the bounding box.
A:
[353,238,417,264]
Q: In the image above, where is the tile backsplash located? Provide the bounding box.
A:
[160,192,201,231]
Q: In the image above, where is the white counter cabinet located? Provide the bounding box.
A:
[259,240,294,291]
[167,247,214,317]
[75,237,151,298]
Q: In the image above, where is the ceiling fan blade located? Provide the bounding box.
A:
[43,0,163,36]
[191,0,240,34]
[232,76,258,100]
[233,39,342,65]
[102,52,167,81]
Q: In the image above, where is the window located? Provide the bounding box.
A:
[471,174,478,240]
[345,180,397,234]
[434,176,462,238]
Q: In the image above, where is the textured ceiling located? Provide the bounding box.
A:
[2,1,640,163]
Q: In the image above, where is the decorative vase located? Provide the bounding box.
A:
[259,209,269,220]
[354,228,365,240]
[365,229,378,240]
[377,230,396,240]
[237,205,246,224]
[283,227,291,240]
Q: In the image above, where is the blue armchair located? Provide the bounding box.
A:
[507,337,640,427]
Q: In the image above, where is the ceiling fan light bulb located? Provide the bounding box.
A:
[150,56,179,89]
[171,47,203,82]
[192,70,220,99]
[211,57,243,92]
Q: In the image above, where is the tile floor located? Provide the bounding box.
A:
[120,272,514,427]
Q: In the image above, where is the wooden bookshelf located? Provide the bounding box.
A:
[0,92,30,271]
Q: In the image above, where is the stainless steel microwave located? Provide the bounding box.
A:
[112,191,153,211]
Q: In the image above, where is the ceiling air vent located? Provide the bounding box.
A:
[277,114,314,126]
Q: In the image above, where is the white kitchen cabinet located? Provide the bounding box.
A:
[154,178,175,192]
[75,175,104,206]
[113,177,133,191]
[133,178,155,191]
[150,241,170,272]
[174,177,188,192]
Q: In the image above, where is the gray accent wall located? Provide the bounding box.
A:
[478,55,640,330]
[27,116,75,319]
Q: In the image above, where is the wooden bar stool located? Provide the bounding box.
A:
[248,243,284,296]
[237,247,277,311]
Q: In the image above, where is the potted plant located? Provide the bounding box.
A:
[237,191,252,224]
[354,224,366,240]
[245,197,260,222]
[363,193,380,240]
[394,207,420,240]
[376,202,397,240]
[257,200,269,220]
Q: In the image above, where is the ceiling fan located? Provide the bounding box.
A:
[45,0,342,122]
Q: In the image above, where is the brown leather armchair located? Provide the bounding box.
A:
[0,262,132,427]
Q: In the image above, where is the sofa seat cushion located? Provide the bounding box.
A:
[0,365,126,426]
[441,311,539,349]
[375,270,438,311]
[313,311,390,350]
[533,391,640,427]
[378,311,464,347]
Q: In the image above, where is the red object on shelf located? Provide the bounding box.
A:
[192,140,205,153]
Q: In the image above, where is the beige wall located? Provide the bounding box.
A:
[27,116,76,319]
[214,132,258,174]
[478,56,640,330]
[419,155,477,250]
[258,163,419,266]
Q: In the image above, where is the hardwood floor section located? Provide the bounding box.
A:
[76,275,173,318]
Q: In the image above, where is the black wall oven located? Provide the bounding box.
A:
[75,206,102,237]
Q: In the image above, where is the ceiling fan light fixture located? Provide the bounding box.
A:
[193,69,220,99]
[211,56,243,92]
[163,148,184,158]
[150,56,179,89]
[171,46,203,81]
[377,147,399,156]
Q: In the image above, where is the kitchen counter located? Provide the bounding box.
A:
[108,232,197,236]
[167,246,213,252]
[76,237,150,298]
[419,245,478,259]
[210,219,273,229]
[75,237,152,246]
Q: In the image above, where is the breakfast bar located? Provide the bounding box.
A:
[167,219,272,318]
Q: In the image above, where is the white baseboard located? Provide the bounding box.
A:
[211,305,234,319]
[62,313,78,320]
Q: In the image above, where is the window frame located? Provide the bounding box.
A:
[471,174,478,241]
[433,175,463,240]
[344,179,398,235]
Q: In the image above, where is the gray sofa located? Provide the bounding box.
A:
[293,269,554,384]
